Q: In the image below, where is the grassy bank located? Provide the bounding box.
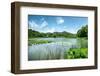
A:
[64,48,88,59]
[28,39,52,45]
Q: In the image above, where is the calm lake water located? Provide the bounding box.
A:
[28,38,88,60]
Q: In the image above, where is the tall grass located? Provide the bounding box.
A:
[28,42,68,60]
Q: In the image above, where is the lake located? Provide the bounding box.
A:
[28,38,88,60]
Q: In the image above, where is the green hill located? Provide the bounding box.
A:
[28,29,76,38]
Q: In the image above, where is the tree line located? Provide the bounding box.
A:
[28,25,88,38]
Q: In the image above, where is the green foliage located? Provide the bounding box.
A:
[64,48,88,59]
[28,29,76,38]
[28,29,40,38]
[28,39,52,45]
[77,25,88,37]
[77,38,88,48]
[28,25,88,38]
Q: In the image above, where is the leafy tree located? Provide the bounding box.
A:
[77,25,88,37]
[28,29,40,38]
[28,29,33,38]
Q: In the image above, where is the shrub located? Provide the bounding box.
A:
[64,48,88,59]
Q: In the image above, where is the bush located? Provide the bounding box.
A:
[64,48,88,59]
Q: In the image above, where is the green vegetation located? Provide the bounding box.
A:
[28,25,88,39]
[77,25,88,37]
[64,48,88,59]
[28,39,52,45]
[28,25,88,60]
[28,29,76,38]
[77,38,88,48]
[63,31,88,59]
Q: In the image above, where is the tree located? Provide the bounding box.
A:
[28,29,33,38]
[28,29,76,38]
[77,25,88,37]
[28,29,40,38]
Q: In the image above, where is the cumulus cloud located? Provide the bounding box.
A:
[28,20,38,30]
[56,17,64,25]
[28,19,50,32]
[41,20,48,28]
[28,17,65,33]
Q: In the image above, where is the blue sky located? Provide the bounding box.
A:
[28,15,88,34]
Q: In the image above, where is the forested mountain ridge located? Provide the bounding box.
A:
[28,25,87,38]
[28,29,76,38]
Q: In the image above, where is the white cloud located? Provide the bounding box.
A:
[28,19,50,32]
[28,20,38,30]
[41,21,48,28]
[56,17,64,25]
[28,17,65,33]
[46,28,56,33]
